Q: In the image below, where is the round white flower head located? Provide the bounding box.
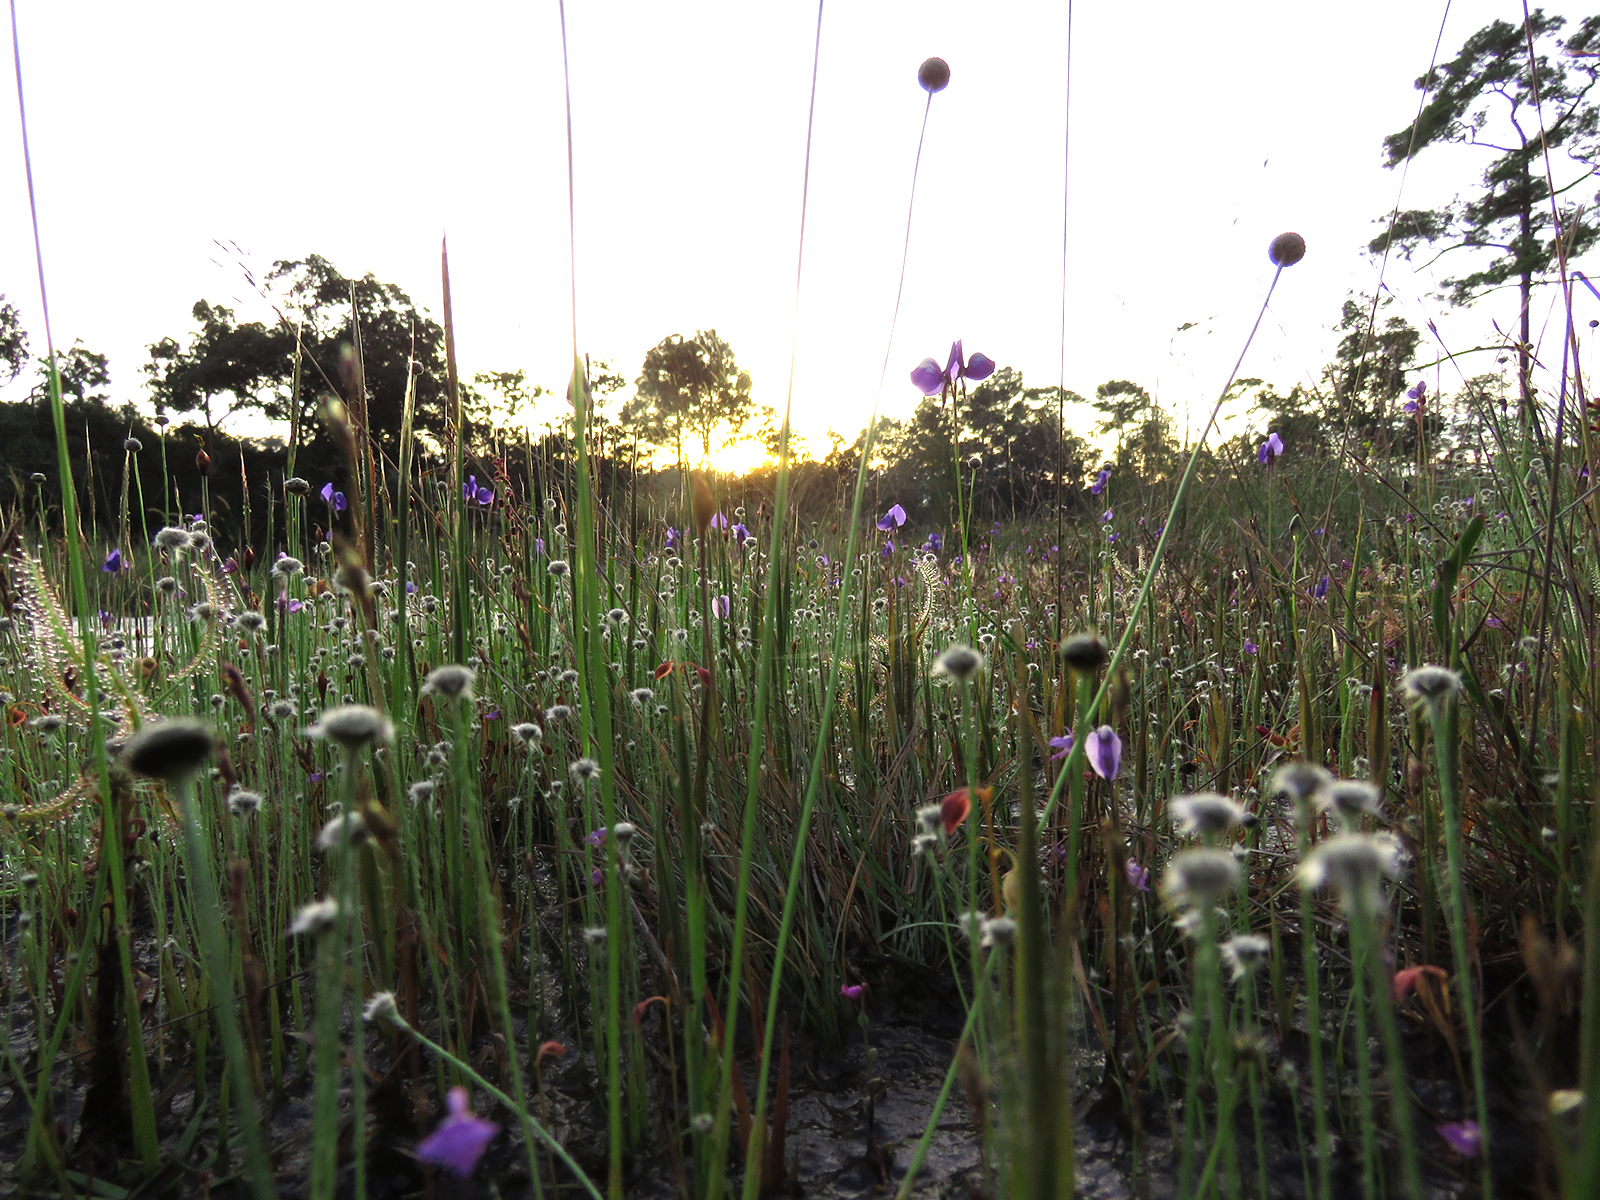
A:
[316,810,370,852]
[548,559,571,577]
[407,780,435,805]
[288,898,340,937]
[1220,933,1272,981]
[1171,792,1253,837]
[306,705,394,749]
[510,722,543,744]
[1299,832,1402,911]
[1319,779,1382,826]
[228,790,263,817]
[1161,848,1242,908]
[1271,761,1333,808]
[234,611,267,634]
[1400,665,1462,714]
[421,664,476,699]
[153,526,192,552]
[980,916,1017,949]
[611,821,636,844]
[271,555,304,576]
[569,757,601,783]
[362,991,399,1025]
[934,644,985,682]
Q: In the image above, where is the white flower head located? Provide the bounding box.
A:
[1299,832,1403,911]
[1161,848,1242,909]
[1171,792,1253,837]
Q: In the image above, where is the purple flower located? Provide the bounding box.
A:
[535,537,546,556]
[464,476,493,506]
[102,548,124,573]
[710,512,729,532]
[1090,468,1111,495]
[1258,431,1284,466]
[1101,509,1114,523]
[732,522,750,546]
[276,590,304,614]
[1085,725,1121,781]
[1435,1120,1481,1159]
[877,504,907,531]
[881,540,895,558]
[1125,857,1151,893]
[1243,639,1258,655]
[713,594,730,619]
[585,827,607,847]
[406,581,418,594]
[1311,576,1329,602]
[840,983,867,1001]
[926,531,943,554]
[417,1087,499,1177]
[320,482,347,512]
[1405,380,1427,413]
[1048,733,1074,762]
[910,341,996,394]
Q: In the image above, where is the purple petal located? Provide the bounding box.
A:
[320,482,335,505]
[910,358,944,395]
[1435,1120,1481,1158]
[1125,857,1151,892]
[1086,725,1121,781]
[964,352,995,382]
[417,1088,499,1176]
[945,340,964,383]
[1048,733,1074,762]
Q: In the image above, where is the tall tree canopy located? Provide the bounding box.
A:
[1369,11,1600,407]
[623,330,756,464]
[0,295,28,385]
[145,300,297,432]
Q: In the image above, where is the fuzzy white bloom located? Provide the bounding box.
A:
[1400,665,1462,713]
[1161,848,1242,908]
[1319,779,1382,826]
[1220,933,1272,981]
[1299,833,1403,911]
[421,664,476,699]
[288,898,340,936]
[316,811,370,852]
[1171,792,1252,837]
[305,705,394,749]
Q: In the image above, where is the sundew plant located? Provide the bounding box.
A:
[2,7,1600,1200]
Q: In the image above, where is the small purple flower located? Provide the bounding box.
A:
[713,594,731,619]
[417,1087,499,1177]
[1311,576,1329,602]
[406,581,417,594]
[1258,431,1284,466]
[1085,725,1121,781]
[877,504,907,531]
[1435,1120,1481,1159]
[1405,380,1427,413]
[535,537,546,556]
[102,548,124,573]
[664,527,681,553]
[320,482,347,512]
[1243,639,1259,655]
[585,827,607,847]
[309,772,324,783]
[881,540,895,558]
[1125,857,1151,893]
[1090,468,1110,495]
[1101,509,1114,523]
[710,512,729,532]
[463,476,493,506]
[732,522,750,546]
[1048,733,1074,762]
[840,983,867,1001]
[276,590,304,614]
[926,531,943,554]
[910,341,996,394]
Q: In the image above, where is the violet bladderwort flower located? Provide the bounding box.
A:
[1048,733,1074,762]
[417,1087,500,1176]
[911,340,996,396]
[1089,466,1111,495]
[1085,725,1122,781]
[102,548,124,573]
[463,475,493,506]
[1258,430,1285,466]
[319,482,348,512]
[1404,380,1426,414]
[877,504,907,532]
[664,526,681,553]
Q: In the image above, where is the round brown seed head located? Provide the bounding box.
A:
[1060,632,1110,673]
[1268,232,1306,267]
[119,719,215,784]
[918,57,950,93]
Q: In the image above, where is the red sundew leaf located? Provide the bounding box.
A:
[633,995,669,1026]
[940,788,991,835]
[535,1039,567,1065]
[695,666,712,689]
[654,661,676,680]
[1393,964,1448,1003]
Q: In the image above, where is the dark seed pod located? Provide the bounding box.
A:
[119,719,215,784]
[1060,632,1110,673]
[1268,232,1306,267]
[918,57,950,93]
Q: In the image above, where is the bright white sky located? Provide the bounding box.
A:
[1,0,1596,470]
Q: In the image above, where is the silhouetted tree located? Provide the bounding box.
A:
[145,300,297,433]
[624,330,756,465]
[1369,11,1600,411]
[0,295,27,384]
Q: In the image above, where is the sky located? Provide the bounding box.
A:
[0,0,1596,470]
